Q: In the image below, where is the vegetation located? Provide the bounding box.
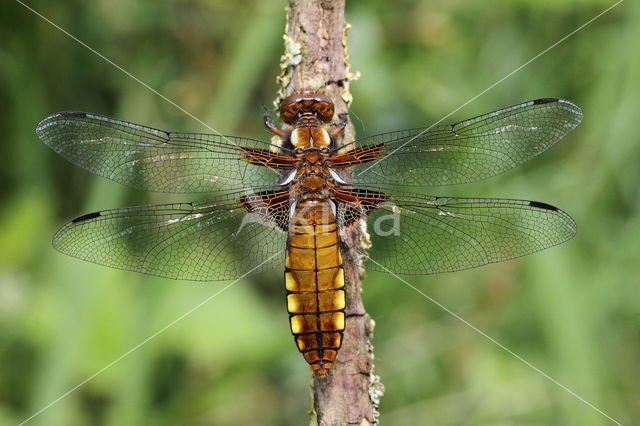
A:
[0,0,637,424]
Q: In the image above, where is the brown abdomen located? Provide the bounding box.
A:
[285,199,345,375]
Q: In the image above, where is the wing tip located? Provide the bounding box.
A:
[533,97,584,128]
[528,200,578,237]
[36,111,89,136]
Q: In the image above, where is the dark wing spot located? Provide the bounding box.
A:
[59,111,87,117]
[72,211,101,223]
[533,98,559,105]
[529,201,558,211]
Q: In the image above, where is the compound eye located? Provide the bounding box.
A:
[314,102,334,122]
[281,103,301,124]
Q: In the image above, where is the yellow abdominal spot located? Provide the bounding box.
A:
[335,312,345,330]
[336,291,345,310]
[336,268,345,288]
[290,316,303,334]
[286,295,298,313]
[285,272,296,291]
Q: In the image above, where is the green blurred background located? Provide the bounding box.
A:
[1,0,638,424]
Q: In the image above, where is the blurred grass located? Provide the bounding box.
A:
[1,0,638,425]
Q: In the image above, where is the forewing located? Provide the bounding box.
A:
[346,98,582,187]
[36,111,291,193]
[53,191,287,280]
[360,191,576,275]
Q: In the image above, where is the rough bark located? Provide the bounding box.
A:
[275,1,384,425]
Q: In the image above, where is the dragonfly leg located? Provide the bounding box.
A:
[329,113,348,137]
[263,105,288,138]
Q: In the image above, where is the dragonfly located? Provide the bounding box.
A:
[36,90,582,375]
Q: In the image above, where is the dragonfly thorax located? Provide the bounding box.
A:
[290,126,332,149]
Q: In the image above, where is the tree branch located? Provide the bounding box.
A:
[276,1,384,424]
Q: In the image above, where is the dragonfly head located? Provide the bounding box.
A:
[280,89,335,125]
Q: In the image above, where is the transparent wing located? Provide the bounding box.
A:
[36,111,293,193]
[53,191,288,281]
[344,98,582,187]
[358,190,576,275]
